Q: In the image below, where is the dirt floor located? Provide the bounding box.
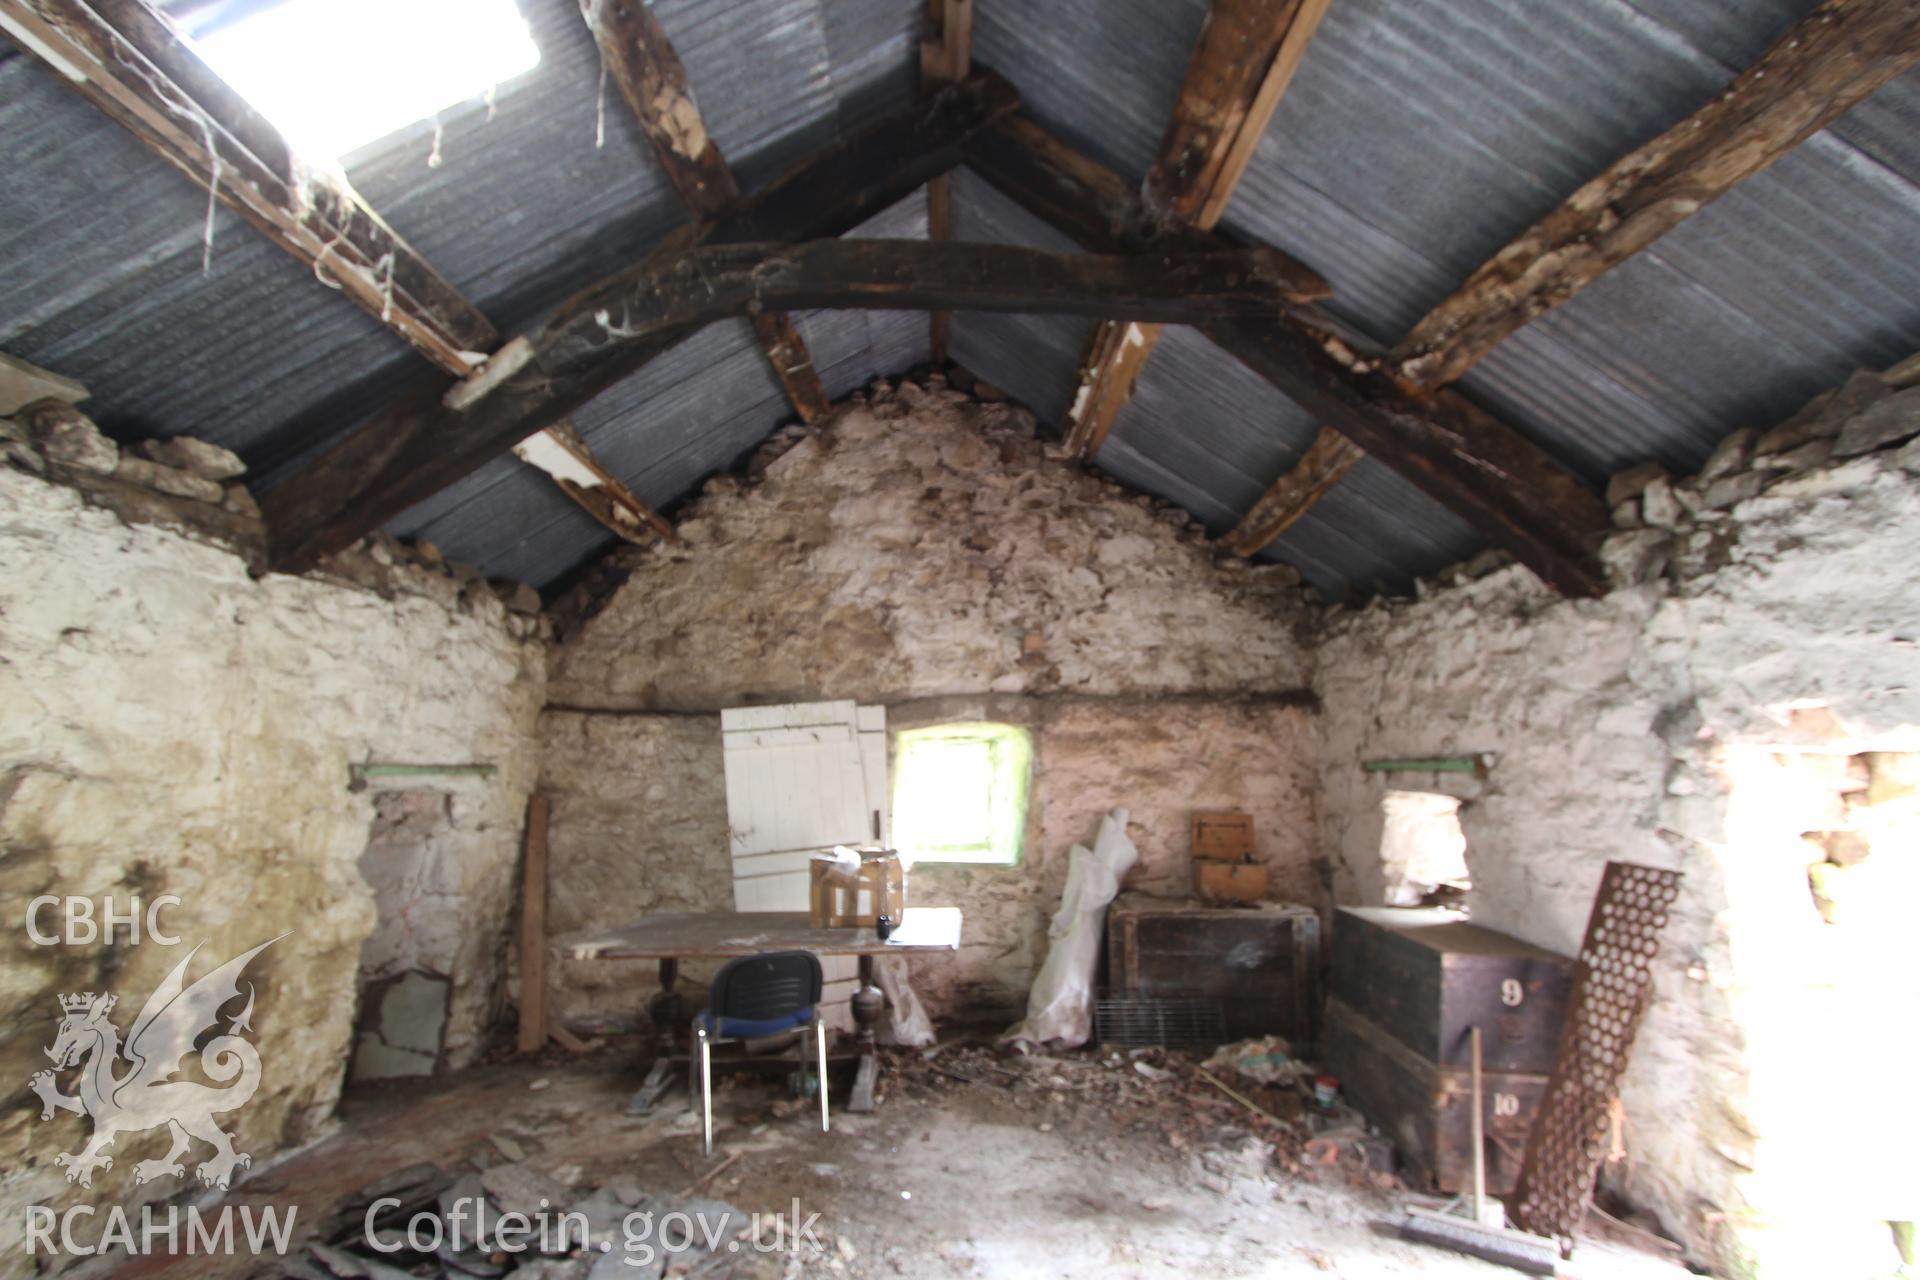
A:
[106,1036,1695,1280]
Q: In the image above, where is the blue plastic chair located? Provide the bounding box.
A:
[692,951,828,1153]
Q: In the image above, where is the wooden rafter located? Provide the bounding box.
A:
[1065,0,1332,458]
[581,0,831,423]
[261,73,1015,571]
[921,0,973,365]
[262,237,1310,573]
[1391,0,1920,388]
[966,112,1610,596]
[1,0,671,545]
[1218,426,1362,556]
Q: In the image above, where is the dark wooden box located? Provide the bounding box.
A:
[1323,997,1547,1195]
[1106,894,1320,1045]
[1329,906,1572,1073]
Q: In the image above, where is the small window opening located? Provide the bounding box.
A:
[186,0,541,162]
[891,723,1032,866]
[1379,790,1470,909]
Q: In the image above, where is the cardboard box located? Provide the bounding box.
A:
[1192,811,1254,861]
[809,849,905,927]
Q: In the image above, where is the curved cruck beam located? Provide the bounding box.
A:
[262,237,1323,573]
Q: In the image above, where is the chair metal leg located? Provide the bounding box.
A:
[816,1015,830,1134]
[698,1026,713,1155]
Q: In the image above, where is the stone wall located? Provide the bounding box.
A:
[1311,370,1920,1271]
[548,382,1307,710]
[0,461,545,1259]
[540,383,1318,1027]
[540,695,1319,1029]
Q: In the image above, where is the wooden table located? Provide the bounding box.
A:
[570,907,962,1114]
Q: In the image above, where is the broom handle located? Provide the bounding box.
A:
[1470,1025,1486,1220]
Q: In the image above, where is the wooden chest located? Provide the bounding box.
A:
[1329,906,1573,1073]
[1323,997,1548,1194]
[1105,894,1320,1045]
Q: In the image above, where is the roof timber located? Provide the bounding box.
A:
[965,112,1610,597]
[0,0,669,545]
[580,0,830,423]
[1065,0,1332,460]
[254,70,1010,571]
[263,237,1320,574]
[1390,0,1920,389]
[1218,426,1363,557]
[922,0,974,365]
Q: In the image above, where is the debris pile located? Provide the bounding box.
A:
[885,1038,1398,1192]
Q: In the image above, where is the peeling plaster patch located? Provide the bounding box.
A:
[513,430,604,490]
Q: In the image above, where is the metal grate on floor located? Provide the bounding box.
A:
[1094,993,1228,1048]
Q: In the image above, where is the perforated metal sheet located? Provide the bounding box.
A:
[1512,861,1683,1250]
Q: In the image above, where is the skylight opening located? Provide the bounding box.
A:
[188,0,541,163]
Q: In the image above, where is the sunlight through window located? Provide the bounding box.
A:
[189,0,541,162]
[891,724,1032,866]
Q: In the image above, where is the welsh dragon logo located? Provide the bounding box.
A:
[29,935,285,1191]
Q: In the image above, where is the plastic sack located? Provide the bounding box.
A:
[874,954,935,1048]
[1001,808,1138,1050]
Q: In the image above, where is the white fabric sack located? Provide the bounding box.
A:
[1002,807,1137,1050]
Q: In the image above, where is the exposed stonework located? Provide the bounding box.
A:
[539,695,1320,1028]
[0,463,545,1261]
[549,385,1307,711]
[537,710,733,1028]
[895,695,1320,1018]
[1310,367,1920,1273]
[541,382,1318,1028]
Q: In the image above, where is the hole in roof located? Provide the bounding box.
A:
[180,0,541,163]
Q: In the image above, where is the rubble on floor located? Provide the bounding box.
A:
[887,1038,1395,1193]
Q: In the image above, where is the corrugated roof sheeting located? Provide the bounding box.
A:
[817,0,923,137]
[1091,326,1482,597]
[1096,324,1318,532]
[7,0,1920,600]
[945,168,1093,427]
[970,0,1207,182]
[1267,460,1483,600]
[0,36,419,456]
[1215,0,1920,487]
[963,0,1919,595]
[335,1,681,326]
[385,194,930,586]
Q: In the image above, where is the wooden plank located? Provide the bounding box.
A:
[1145,0,1329,230]
[0,0,493,371]
[965,113,1609,596]
[1206,319,1608,596]
[266,236,1302,572]
[1,0,671,545]
[0,351,87,415]
[582,0,830,422]
[1069,0,1331,457]
[262,73,1021,571]
[1063,320,1162,456]
[921,0,973,364]
[1391,0,1920,388]
[569,908,964,960]
[748,311,832,423]
[1191,0,1333,230]
[1219,425,1363,555]
[516,794,551,1055]
[510,420,676,543]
